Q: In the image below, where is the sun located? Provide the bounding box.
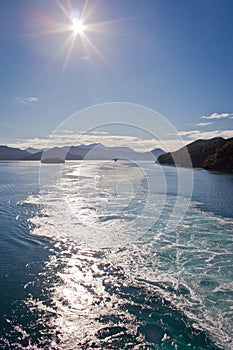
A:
[33,1,116,75]
[70,18,86,36]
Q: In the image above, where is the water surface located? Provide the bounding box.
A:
[0,161,232,349]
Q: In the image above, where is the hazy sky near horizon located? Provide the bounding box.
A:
[1,0,233,150]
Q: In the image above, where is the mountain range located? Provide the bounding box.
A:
[157,137,233,173]
[0,146,30,160]
[1,138,232,173]
[0,143,165,162]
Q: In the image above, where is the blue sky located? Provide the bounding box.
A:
[1,0,233,150]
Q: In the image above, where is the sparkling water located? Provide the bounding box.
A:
[0,161,232,349]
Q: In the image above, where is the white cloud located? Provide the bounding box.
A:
[201,112,233,120]
[7,124,233,154]
[16,96,40,104]
[178,129,233,140]
[195,122,213,126]
[9,137,48,149]
[7,131,185,152]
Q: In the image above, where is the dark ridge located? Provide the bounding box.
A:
[157,137,233,173]
[0,145,30,160]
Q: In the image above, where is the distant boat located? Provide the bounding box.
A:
[41,157,65,164]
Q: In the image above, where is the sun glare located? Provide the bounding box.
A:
[71,18,86,35]
[34,1,117,77]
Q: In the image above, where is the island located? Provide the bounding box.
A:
[41,158,65,164]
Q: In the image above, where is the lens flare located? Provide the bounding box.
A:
[70,18,86,36]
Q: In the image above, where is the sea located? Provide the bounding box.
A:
[0,160,232,350]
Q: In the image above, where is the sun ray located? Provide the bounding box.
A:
[55,0,72,22]
[82,34,108,66]
[21,0,134,82]
[59,34,77,81]
[79,0,96,24]
[16,26,68,39]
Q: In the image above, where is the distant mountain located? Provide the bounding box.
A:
[70,144,165,160]
[0,143,165,161]
[25,146,78,161]
[157,137,233,173]
[25,151,43,160]
[0,146,30,160]
[25,147,43,154]
[72,143,146,160]
[26,143,164,161]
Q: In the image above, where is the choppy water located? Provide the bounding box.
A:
[0,161,232,349]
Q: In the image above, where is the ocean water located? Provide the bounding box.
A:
[0,160,232,349]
